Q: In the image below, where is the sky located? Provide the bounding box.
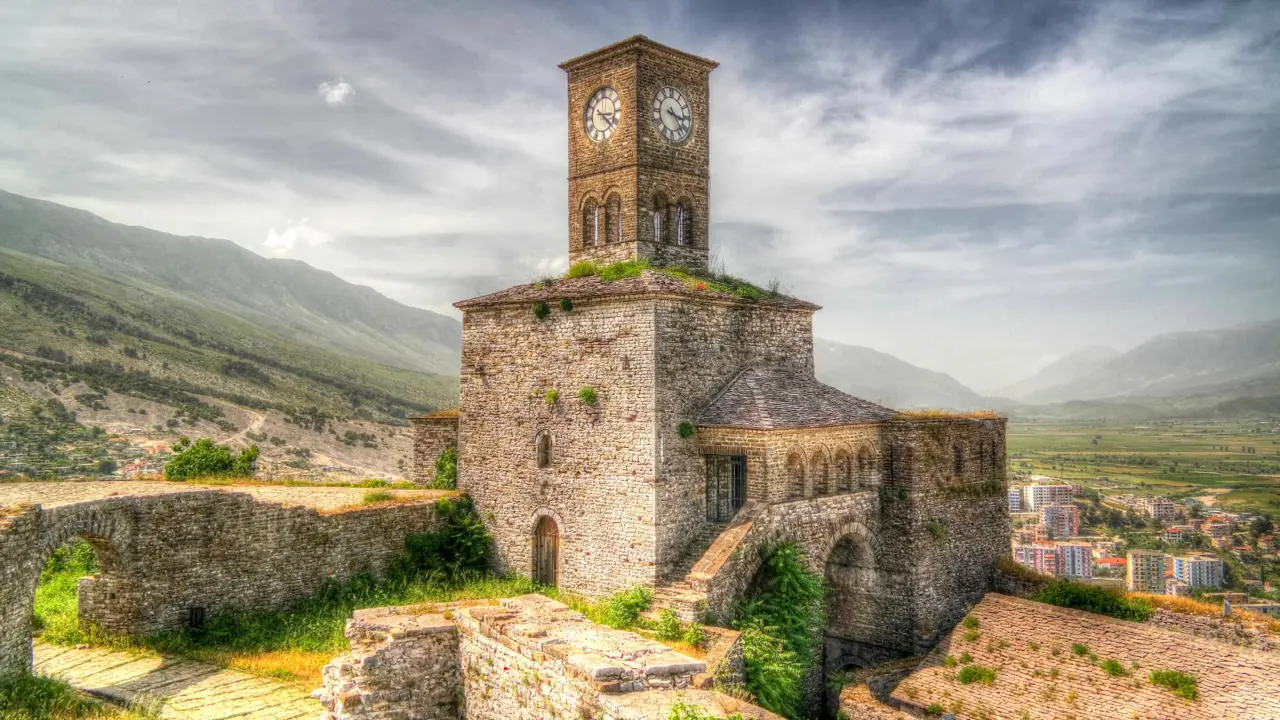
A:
[1,0,1278,393]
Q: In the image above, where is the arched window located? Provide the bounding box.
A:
[953,445,965,479]
[535,431,552,468]
[786,453,805,499]
[605,193,621,244]
[593,203,601,246]
[812,450,830,496]
[834,450,853,492]
[856,446,875,488]
[581,199,598,248]
[652,194,668,244]
[675,202,687,246]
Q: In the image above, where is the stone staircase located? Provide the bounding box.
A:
[652,521,729,621]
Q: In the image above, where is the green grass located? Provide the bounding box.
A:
[361,490,396,504]
[562,258,783,303]
[0,673,157,720]
[956,665,996,685]
[1149,669,1198,700]
[1032,580,1154,622]
[1100,658,1130,677]
[1007,421,1280,515]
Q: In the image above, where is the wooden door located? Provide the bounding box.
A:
[534,517,559,587]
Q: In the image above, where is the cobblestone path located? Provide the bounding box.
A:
[35,642,320,719]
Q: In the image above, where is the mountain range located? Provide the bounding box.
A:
[2,189,1276,433]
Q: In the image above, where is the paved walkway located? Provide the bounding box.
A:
[34,642,320,719]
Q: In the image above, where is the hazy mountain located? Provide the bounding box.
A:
[0,190,462,376]
[1026,318,1280,404]
[813,338,986,410]
[997,346,1119,401]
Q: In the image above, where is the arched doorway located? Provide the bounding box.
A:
[533,516,559,587]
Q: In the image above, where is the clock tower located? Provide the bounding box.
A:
[559,35,717,271]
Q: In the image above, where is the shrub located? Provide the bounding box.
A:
[164,438,259,481]
[963,628,981,642]
[925,704,945,717]
[1071,643,1089,656]
[362,491,395,504]
[963,615,980,630]
[666,702,746,720]
[544,388,559,406]
[682,622,706,650]
[532,301,549,320]
[599,586,652,629]
[956,665,996,685]
[654,609,683,641]
[566,260,600,278]
[942,655,958,668]
[1032,580,1153,622]
[558,297,574,311]
[959,651,973,664]
[1100,658,1129,677]
[1149,669,1198,700]
[599,258,650,282]
[578,386,598,404]
[429,448,458,489]
[733,542,825,719]
[926,520,945,540]
[393,497,492,582]
[677,421,695,438]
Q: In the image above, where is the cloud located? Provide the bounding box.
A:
[317,78,355,106]
[0,0,1276,391]
[263,219,333,257]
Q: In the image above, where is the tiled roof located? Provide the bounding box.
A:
[889,593,1280,720]
[696,367,897,429]
[453,270,819,310]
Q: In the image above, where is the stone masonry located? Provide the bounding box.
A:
[0,483,450,679]
[410,410,459,484]
[316,594,782,720]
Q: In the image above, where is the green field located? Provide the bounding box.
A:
[1007,420,1280,515]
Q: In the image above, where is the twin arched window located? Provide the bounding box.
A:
[581,194,624,248]
[651,195,691,247]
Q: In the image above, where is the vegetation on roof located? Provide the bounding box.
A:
[564,258,785,303]
[893,409,1002,420]
[1031,579,1154,622]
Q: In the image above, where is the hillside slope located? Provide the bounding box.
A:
[813,338,986,410]
[1026,319,1280,404]
[997,346,1119,401]
[0,190,462,375]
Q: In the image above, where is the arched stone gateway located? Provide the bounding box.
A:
[0,483,451,679]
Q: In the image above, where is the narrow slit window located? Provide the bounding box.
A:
[676,204,686,245]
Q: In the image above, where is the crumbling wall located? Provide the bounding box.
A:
[0,490,446,678]
[410,413,459,485]
[317,595,783,720]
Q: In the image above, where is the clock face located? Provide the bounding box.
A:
[652,86,692,143]
[583,87,621,142]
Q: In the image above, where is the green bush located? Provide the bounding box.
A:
[677,421,695,438]
[654,609,683,641]
[566,260,600,278]
[963,615,980,629]
[956,665,996,685]
[362,491,395,504]
[1100,658,1129,677]
[733,542,825,719]
[544,388,559,406]
[429,447,458,489]
[558,297,573,311]
[532,301,549,320]
[1071,643,1089,656]
[682,622,706,649]
[599,258,650,282]
[1032,580,1153,622]
[926,520,945,540]
[163,438,259,481]
[392,497,492,582]
[1149,669,1198,700]
[578,386,598,404]
[599,586,652,629]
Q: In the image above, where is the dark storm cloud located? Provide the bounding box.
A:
[1,0,1277,389]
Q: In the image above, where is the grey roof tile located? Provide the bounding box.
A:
[696,367,897,429]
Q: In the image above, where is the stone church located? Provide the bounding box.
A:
[413,35,1010,674]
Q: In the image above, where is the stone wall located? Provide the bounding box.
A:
[317,595,782,720]
[457,297,660,596]
[410,413,459,485]
[653,298,815,576]
[0,490,446,678]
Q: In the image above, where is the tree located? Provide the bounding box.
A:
[96,458,117,474]
[1251,516,1274,543]
[164,438,260,481]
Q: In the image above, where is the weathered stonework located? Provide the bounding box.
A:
[316,595,782,720]
[0,485,449,679]
[410,411,459,484]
